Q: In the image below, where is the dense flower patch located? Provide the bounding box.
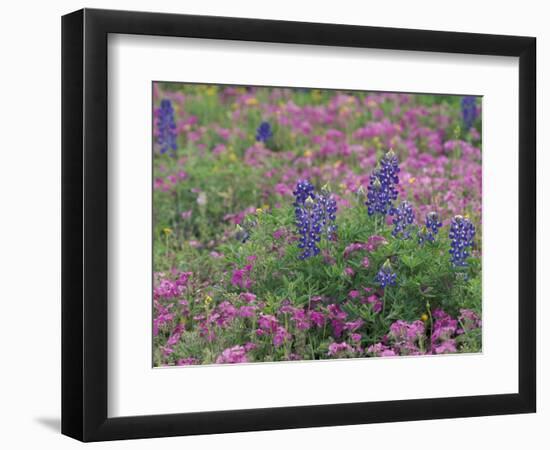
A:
[152,84,482,366]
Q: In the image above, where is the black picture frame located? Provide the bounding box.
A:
[61,8,536,442]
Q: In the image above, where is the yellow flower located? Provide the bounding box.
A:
[228,153,237,162]
[339,183,347,191]
[245,97,258,106]
[162,227,172,236]
[256,208,263,215]
[409,177,416,184]
[339,106,349,115]
[204,295,213,305]
[421,313,429,322]
[304,150,313,158]
[262,204,269,211]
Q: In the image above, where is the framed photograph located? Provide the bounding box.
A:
[62,8,536,442]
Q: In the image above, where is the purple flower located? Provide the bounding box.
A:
[177,357,198,366]
[343,242,368,258]
[258,313,279,332]
[418,211,442,244]
[461,96,478,130]
[293,181,337,259]
[459,308,482,331]
[180,209,192,220]
[328,342,355,356]
[449,215,476,267]
[231,264,253,289]
[309,311,325,328]
[216,345,249,364]
[293,180,315,205]
[273,326,292,347]
[344,319,364,332]
[366,149,400,216]
[294,182,323,259]
[433,339,457,354]
[427,309,460,354]
[238,305,257,318]
[391,200,415,239]
[156,99,178,156]
[367,342,397,357]
[375,259,397,288]
[366,235,388,251]
[344,267,355,277]
[240,292,257,303]
[318,185,338,240]
[255,121,273,142]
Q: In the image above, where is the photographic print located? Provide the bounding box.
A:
[152,83,482,367]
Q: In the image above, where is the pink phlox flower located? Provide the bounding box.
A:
[433,339,457,354]
[327,304,347,321]
[231,264,253,289]
[275,183,293,196]
[344,267,355,277]
[344,319,364,332]
[343,242,368,258]
[238,305,257,318]
[366,235,388,252]
[367,342,397,357]
[431,310,458,343]
[209,301,238,327]
[328,342,355,356]
[309,311,325,328]
[177,357,198,366]
[273,326,292,347]
[459,308,482,331]
[180,209,192,220]
[272,228,286,239]
[216,345,249,364]
[291,308,311,330]
[258,313,279,332]
[240,292,257,303]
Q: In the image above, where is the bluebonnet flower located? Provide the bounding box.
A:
[449,215,476,267]
[461,96,478,130]
[391,201,415,239]
[293,180,316,206]
[255,121,273,142]
[156,99,178,156]
[375,260,397,288]
[295,195,324,259]
[318,184,338,240]
[418,211,442,244]
[293,181,337,259]
[366,149,400,216]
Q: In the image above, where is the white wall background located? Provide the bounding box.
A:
[0,0,546,448]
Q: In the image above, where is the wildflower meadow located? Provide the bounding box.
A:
[153,83,482,367]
